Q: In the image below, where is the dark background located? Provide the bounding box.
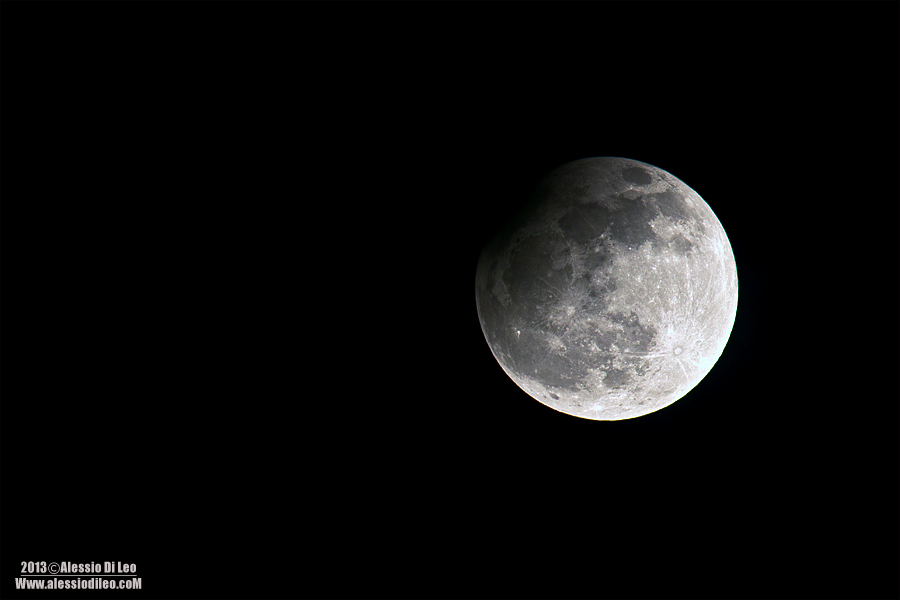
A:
[2,3,897,600]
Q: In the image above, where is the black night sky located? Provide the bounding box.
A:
[3,3,897,600]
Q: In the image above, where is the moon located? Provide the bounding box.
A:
[475,157,738,420]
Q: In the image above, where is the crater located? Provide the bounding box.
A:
[606,194,660,249]
[557,204,612,244]
[603,367,632,389]
[669,233,693,254]
[513,350,583,392]
[654,189,706,236]
[581,246,613,271]
[611,311,657,353]
[622,166,652,186]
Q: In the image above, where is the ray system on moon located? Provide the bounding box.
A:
[475,157,738,421]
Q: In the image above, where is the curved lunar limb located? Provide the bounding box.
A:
[475,157,738,421]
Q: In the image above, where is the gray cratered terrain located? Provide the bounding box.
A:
[475,157,738,420]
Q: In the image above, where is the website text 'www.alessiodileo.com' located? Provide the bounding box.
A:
[16,562,141,591]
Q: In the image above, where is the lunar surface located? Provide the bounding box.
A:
[475,157,738,420]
